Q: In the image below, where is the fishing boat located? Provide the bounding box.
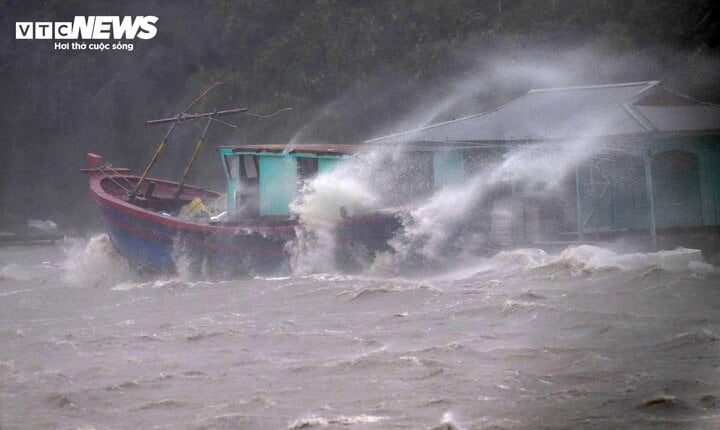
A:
[81,143,401,276]
[81,83,401,275]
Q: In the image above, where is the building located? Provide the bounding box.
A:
[367,81,720,254]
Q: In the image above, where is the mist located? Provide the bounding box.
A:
[2,0,719,233]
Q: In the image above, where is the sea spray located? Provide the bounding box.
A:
[172,235,211,280]
[372,141,600,273]
[288,150,390,274]
[429,245,716,283]
[61,234,201,288]
[288,140,600,275]
[551,245,712,273]
[61,234,137,287]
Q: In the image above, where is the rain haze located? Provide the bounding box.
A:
[2,1,720,429]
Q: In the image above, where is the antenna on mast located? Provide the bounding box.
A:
[128,81,246,200]
[128,82,292,202]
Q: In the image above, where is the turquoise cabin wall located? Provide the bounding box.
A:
[318,158,339,173]
[259,156,297,216]
[433,151,464,188]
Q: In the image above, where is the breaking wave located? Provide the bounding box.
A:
[410,244,716,284]
[288,151,388,275]
[376,142,599,273]
[549,245,713,273]
[287,414,387,429]
[288,141,604,275]
[60,234,137,287]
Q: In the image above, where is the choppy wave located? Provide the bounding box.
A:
[111,278,225,291]
[433,245,716,282]
[431,412,464,430]
[0,261,57,281]
[2,235,720,429]
[288,414,387,429]
[61,234,137,287]
[550,245,711,272]
[347,283,443,301]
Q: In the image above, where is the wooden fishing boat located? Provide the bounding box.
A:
[81,84,401,275]
[81,145,401,276]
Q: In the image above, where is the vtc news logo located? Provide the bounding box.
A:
[16,16,158,40]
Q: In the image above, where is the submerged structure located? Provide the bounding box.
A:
[368,81,720,257]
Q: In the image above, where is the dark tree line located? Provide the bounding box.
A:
[1,0,719,228]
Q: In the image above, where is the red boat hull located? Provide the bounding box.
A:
[84,164,401,276]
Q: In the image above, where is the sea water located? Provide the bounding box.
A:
[3,138,720,428]
[1,237,719,429]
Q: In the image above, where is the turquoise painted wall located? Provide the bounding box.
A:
[318,158,339,173]
[433,151,464,188]
[258,156,297,216]
[577,136,719,233]
[652,150,702,228]
[697,139,720,226]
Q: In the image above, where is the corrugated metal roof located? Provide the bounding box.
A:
[367,81,720,144]
[633,105,720,132]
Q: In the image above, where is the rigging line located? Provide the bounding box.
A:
[210,107,293,128]
[181,81,224,114]
[210,117,238,128]
[242,107,293,118]
[101,164,136,188]
[95,166,131,193]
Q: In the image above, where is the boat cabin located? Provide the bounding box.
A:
[217,144,359,220]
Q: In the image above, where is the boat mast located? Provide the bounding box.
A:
[172,117,212,201]
[130,83,291,205]
[129,81,245,200]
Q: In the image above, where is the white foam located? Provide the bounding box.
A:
[288,152,386,275]
[0,260,58,281]
[287,414,387,429]
[398,355,423,365]
[27,219,58,233]
[375,142,601,272]
[111,281,150,291]
[486,248,551,270]
[421,248,548,281]
[437,411,464,430]
[688,260,716,273]
[0,263,36,281]
[61,234,136,287]
[553,245,708,272]
[648,248,705,271]
[434,245,715,282]
[111,278,224,291]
